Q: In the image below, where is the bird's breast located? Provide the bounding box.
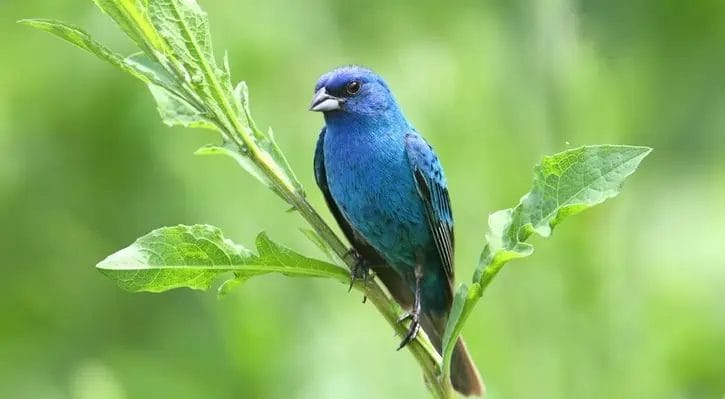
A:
[323,128,430,266]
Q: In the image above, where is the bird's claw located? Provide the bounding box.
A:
[397,264,422,350]
[347,250,371,291]
[346,249,371,302]
[397,311,420,350]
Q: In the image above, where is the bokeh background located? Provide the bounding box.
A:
[1,1,724,398]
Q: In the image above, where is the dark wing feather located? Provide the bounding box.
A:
[314,128,414,308]
[404,133,455,283]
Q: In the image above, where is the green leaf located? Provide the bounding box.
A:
[148,0,303,197]
[442,285,466,353]
[96,225,349,293]
[147,84,215,128]
[20,19,181,92]
[514,145,651,238]
[92,0,167,55]
[19,19,136,77]
[442,145,651,382]
[440,283,481,380]
[470,209,537,284]
[476,145,652,279]
[149,0,302,198]
[124,53,213,129]
[147,0,242,139]
[123,52,178,91]
[148,0,215,87]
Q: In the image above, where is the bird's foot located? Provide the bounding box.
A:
[345,249,371,302]
[398,263,422,350]
[396,310,420,350]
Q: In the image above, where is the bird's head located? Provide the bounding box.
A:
[310,66,398,119]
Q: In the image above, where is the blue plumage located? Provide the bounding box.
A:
[311,66,483,396]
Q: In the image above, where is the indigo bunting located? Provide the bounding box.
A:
[310,66,483,397]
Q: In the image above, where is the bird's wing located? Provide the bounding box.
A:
[404,133,455,282]
[314,128,414,308]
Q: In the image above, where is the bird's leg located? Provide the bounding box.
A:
[397,263,423,350]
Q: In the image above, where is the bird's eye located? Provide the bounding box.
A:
[345,81,361,95]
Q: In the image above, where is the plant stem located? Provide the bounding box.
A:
[441,259,506,385]
[478,260,506,291]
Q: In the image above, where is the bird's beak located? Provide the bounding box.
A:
[309,88,344,112]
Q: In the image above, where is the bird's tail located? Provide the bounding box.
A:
[421,313,485,397]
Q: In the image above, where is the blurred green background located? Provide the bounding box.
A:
[2,1,724,398]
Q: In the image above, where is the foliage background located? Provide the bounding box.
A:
[1,1,723,398]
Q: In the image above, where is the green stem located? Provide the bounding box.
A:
[478,260,506,291]
[441,259,507,385]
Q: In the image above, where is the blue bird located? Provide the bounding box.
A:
[310,65,483,396]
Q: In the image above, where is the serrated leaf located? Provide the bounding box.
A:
[148,0,215,87]
[19,19,143,79]
[472,209,534,282]
[20,18,184,95]
[513,145,651,240]
[92,0,167,55]
[443,145,651,381]
[148,84,216,128]
[96,225,349,293]
[478,145,651,275]
[147,0,242,136]
[124,53,214,129]
[123,52,177,89]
